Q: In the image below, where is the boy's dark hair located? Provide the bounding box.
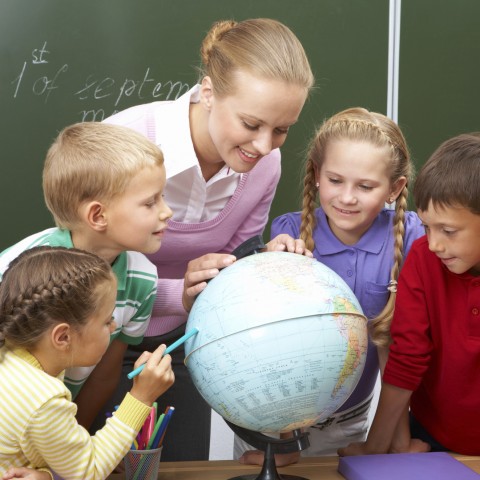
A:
[414,132,480,214]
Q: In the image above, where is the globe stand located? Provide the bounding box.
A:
[226,420,310,480]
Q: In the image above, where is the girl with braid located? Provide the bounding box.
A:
[0,246,174,480]
[236,108,426,465]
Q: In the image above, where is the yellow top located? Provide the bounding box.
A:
[0,346,151,479]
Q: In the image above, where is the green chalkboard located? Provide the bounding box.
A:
[399,1,480,180]
[0,0,389,250]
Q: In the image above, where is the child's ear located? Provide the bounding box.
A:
[51,323,73,352]
[199,76,214,111]
[389,176,408,202]
[84,201,108,231]
[313,163,321,187]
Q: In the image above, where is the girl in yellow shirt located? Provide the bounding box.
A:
[0,246,174,480]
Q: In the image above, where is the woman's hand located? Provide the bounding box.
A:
[182,253,236,311]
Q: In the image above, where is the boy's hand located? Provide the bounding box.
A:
[2,468,52,480]
[389,438,431,454]
[130,345,175,405]
[338,436,431,457]
[265,234,313,257]
[338,441,373,457]
[182,253,236,311]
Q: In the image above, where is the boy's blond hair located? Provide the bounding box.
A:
[43,122,164,230]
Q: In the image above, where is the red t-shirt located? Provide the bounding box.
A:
[384,236,480,455]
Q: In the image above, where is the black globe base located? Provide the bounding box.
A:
[229,474,307,480]
[225,421,311,480]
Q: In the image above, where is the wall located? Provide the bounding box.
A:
[0,0,389,249]
[399,1,480,178]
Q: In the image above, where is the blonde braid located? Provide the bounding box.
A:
[302,108,413,353]
[369,185,409,347]
[300,158,319,252]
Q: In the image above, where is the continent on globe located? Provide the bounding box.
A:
[184,252,368,434]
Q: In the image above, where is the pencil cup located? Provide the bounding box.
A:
[124,446,163,480]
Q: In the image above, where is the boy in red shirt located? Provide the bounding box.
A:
[340,132,480,456]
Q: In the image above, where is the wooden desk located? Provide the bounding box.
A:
[108,455,480,479]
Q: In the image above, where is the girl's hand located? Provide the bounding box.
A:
[182,253,236,311]
[265,234,313,257]
[130,345,175,405]
[239,449,300,467]
[2,468,52,480]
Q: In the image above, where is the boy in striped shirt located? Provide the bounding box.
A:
[0,121,172,429]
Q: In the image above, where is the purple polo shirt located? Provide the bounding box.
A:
[271,207,425,410]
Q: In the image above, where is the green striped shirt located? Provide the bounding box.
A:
[0,228,158,397]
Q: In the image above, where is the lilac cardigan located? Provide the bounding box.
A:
[106,88,281,336]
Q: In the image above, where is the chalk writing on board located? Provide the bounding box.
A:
[32,41,50,64]
[12,41,68,103]
[11,41,191,121]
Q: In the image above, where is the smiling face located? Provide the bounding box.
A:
[317,139,405,245]
[419,201,480,275]
[105,164,172,255]
[198,72,307,177]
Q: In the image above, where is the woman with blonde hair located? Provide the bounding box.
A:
[101,18,314,461]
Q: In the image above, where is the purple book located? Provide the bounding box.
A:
[338,452,480,479]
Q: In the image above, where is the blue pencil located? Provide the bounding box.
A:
[127,327,199,379]
[152,406,175,448]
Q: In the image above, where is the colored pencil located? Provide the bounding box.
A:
[152,406,175,448]
[146,413,165,450]
[127,327,199,379]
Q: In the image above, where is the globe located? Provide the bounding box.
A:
[184,251,368,434]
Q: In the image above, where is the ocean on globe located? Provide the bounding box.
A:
[184,251,368,434]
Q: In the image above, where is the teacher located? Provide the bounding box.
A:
[100,18,314,461]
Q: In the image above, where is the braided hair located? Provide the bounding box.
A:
[300,108,413,347]
[0,246,115,348]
